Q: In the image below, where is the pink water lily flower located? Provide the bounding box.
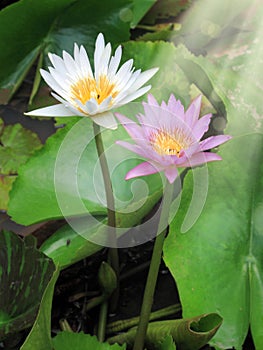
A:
[116,94,231,183]
[25,33,158,130]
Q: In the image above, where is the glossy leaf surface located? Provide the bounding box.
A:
[163,8,263,347]
[0,231,55,339]
[20,267,60,350]
[0,119,42,210]
[0,0,132,102]
[52,331,126,350]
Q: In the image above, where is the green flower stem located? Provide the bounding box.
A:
[132,180,174,350]
[93,122,119,313]
[106,303,181,334]
[97,301,109,342]
[85,294,106,312]
[59,318,73,332]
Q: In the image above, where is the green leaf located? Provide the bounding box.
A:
[142,0,192,24]
[0,0,73,102]
[39,166,165,268]
[0,120,42,210]
[0,0,132,103]
[108,313,222,349]
[158,335,176,350]
[8,114,163,227]
[40,223,103,269]
[20,266,60,350]
[163,14,263,347]
[0,175,16,211]
[130,0,157,28]
[122,41,191,104]
[0,122,42,174]
[52,331,126,350]
[0,231,56,339]
[164,133,263,349]
[174,0,252,53]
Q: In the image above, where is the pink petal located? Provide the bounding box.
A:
[125,161,162,180]
[116,140,146,158]
[192,113,212,141]
[115,113,144,140]
[180,152,222,167]
[164,167,179,183]
[200,135,232,151]
[167,94,185,118]
[147,94,159,106]
[185,95,202,127]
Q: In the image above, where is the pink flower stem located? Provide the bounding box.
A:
[133,179,174,350]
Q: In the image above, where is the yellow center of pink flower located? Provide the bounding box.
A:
[151,129,190,156]
[71,75,118,106]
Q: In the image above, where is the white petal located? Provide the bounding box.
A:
[116,85,151,105]
[98,96,112,111]
[114,59,134,82]
[48,53,67,76]
[94,33,105,76]
[83,98,99,114]
[91,111,118,130]
[108,45,122,77]
[96,42,112,79]
[120,69,141,91]
[127,67,159,92]
[62,50,78,79]
[25,104,77,117]
[79,45,93,78]
[74,43,80,60]
[51,93,84,116]
[40,70,69,100]
[48,67,71,90]
[114,70,134,92]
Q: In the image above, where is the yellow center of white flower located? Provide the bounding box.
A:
[151,129,190,156]
[71,75,118,106]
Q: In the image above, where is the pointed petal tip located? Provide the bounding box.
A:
[96,32,105,44]
[24,104,76,117]
[164,167,178,184]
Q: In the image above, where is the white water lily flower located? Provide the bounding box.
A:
[26,33,159,129]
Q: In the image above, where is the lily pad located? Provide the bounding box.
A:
[0,121,42,174]
[0,231,56,339]
[163,13,263,346]
[52,331,126,350]
[164,133,263,349]
[0,119,42,210]
[8,117,163,229]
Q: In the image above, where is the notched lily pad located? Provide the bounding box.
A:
[0,119,42,210]
[52,331,126,350]
[0,231,56,339]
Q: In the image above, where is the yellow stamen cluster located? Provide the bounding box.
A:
[71,75,118,105]
[151,129,190,156]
